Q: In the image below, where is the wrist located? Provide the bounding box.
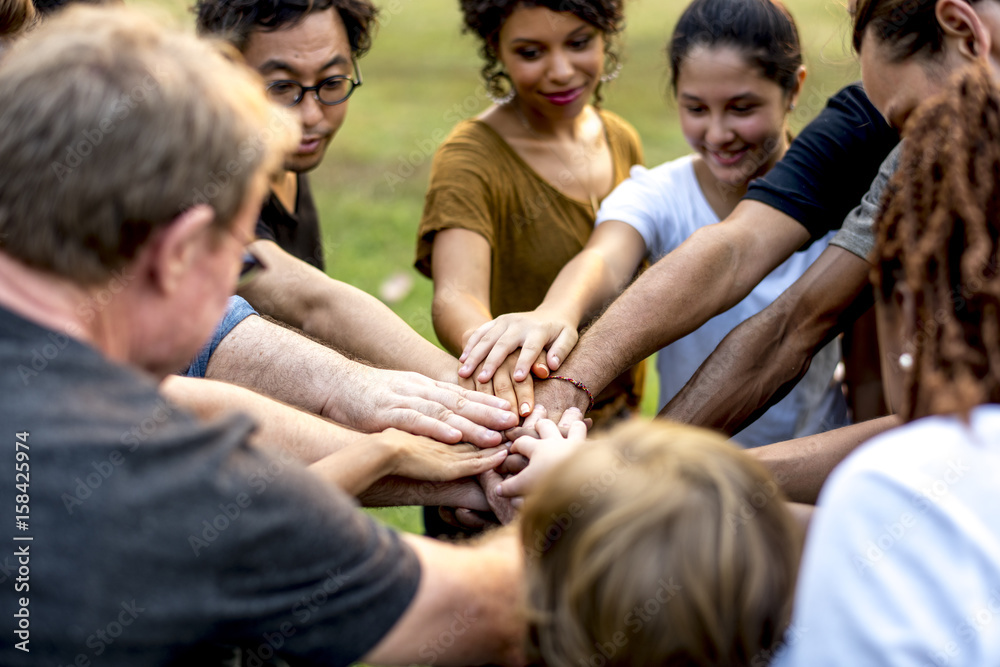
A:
[547,374,595,412]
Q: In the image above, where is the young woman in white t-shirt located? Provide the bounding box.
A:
[459,0,848,446]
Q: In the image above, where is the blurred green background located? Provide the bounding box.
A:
[146,0,860,533]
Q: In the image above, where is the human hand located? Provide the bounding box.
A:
[503,382,592,441]
[338,368,519,448]
[458,310,577,385]
[469,353,537,418]
[370,428,509,483]
[496,409,588,507]
[478,469,518,525]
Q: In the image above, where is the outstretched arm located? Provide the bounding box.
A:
[205,315,517,448]
[239,239,462,383]
[160,376,507,499]
[748,415,900,504]
[429,228,536,415]
[459,220,647,383]
[532,201,810,419]
[660,245,873,434]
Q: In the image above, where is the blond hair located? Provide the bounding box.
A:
[521,420,800,667]
[0,0,34,37]
[0,5,298,284]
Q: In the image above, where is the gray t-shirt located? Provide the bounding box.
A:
[829,143,902,261]
[0,305,419,666]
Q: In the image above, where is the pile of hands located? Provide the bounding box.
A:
[421,314,590,529]
[345,311,590,528]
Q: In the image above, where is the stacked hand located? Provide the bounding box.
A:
[332,367,519,448]
[459,310,579,386]
[479,407,589,524]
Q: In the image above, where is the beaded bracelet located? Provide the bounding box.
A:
[548,375,595,412]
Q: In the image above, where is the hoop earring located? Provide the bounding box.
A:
[488,87,516,105]
[600,61,622,83]
[487,71,516,105]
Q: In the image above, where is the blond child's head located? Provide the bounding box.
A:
[521,420,800,667]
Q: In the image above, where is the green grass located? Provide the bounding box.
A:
[144,0,859,533]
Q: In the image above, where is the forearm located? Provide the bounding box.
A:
[160,376,364,464]
[536,247,631,327]
[432,291,492,356]
[558,212,795,395]
[205,315,377,423]
[240,240,457,380]
[662,246,875,434]
[307,437,399,497]
[750,415,901,504]
[357,477,491,509]
[300,280,459,380]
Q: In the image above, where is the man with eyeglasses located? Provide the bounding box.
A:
[182,0,523,488]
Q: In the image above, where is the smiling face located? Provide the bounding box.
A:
[242,8,352,173]
[676,45,795,189]
[496,5,605,120]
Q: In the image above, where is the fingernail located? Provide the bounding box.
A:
[551,356,559,367]
[520,402,530,416]
[495,484,505,497]
[449,428,462,439]
[459,352,467,362]
[460,364,470,374]
[514,371,525,381]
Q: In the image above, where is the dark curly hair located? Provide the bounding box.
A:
[460,0,624,104]
[194,0,378,56]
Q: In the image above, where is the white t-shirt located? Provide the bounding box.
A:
[775,405,1000,666]
[596,155,848,447]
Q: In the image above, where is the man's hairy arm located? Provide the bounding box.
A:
[660,246,874,434]
[161,376,505,504]
[205,315,517,447]
[240,239,462,382]
[533,201,810,417]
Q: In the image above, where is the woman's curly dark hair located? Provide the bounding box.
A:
[460,0,625,104]
[194,0,378,56]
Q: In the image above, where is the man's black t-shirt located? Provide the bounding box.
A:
[744,83,900,242]
[257,173,325,270]
[0,305,419,666]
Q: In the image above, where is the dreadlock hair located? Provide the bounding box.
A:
[873,63,1000,422]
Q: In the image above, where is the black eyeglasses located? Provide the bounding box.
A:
[266,58,363,108]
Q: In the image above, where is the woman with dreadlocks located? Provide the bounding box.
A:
[775,65,1000,664]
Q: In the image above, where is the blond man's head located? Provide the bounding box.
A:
[522,420,801,667]
[0,5,297,284]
